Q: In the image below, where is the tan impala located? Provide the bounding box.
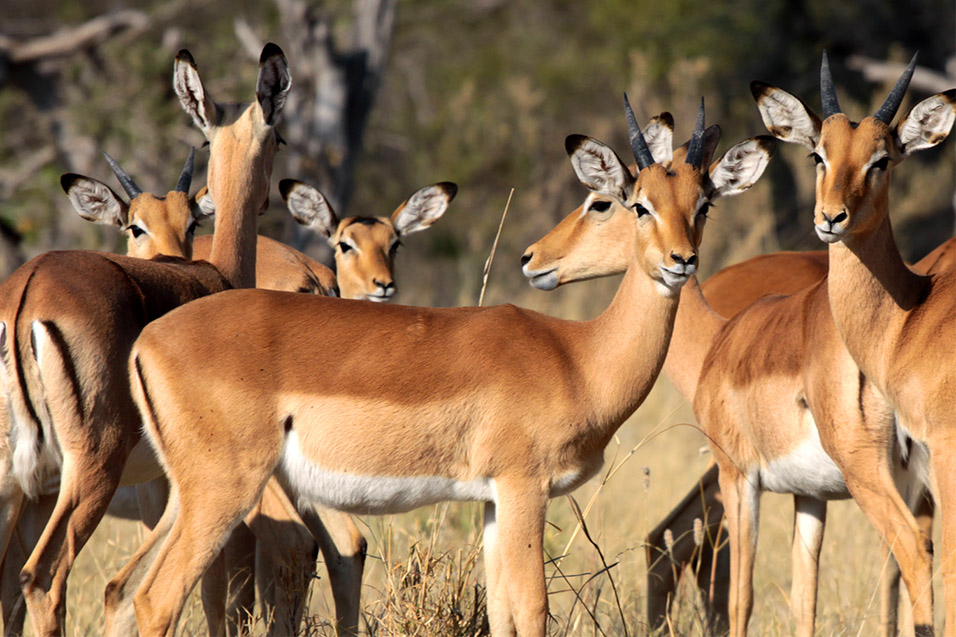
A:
[524,159,955,637]
[753,53,956,636]
[110,99,773,635]
[0,44,289,636]
[0,152,209,633]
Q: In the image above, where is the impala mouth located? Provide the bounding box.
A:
[523,265,560,291]
[365,291,395,303]
[659,264,696,289]
[814,224,845,244]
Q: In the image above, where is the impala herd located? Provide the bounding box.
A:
[0,41,952,637]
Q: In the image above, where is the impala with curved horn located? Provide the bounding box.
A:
[0,44,290,636]
[114,98,772,636]
[751,51,956,636]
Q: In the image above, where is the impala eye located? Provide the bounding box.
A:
[588,200,612,213]
[697,202,712,219]
[633,203,650,218]
[389,240,402,256]
[187,220,201,235]
[128,225,146,239]
[871,156,890,172]
[809,152,824,166]
[338,242,353,254]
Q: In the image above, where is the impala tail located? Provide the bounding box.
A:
[1,268,64,498]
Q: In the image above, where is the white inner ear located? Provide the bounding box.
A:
[570,139,633,200]
[756,88,820,150]
[286,184,336,238]
[709,138,773,199]
[897,93,956,156]
[174,62,211,133]
[68,178,127,228]
[643,117,674,165]
[197,194,216,218]
[394,186,450,235]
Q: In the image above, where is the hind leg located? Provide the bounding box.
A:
[3,492,55,636]
[790,496,826,637]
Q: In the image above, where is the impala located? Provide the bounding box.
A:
[752,53,956,636]
[0,44,289,636]
[111,99,772,635]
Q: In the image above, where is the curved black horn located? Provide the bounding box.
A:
[685,97,707,168]
[103,152,143,200]
[175,147,195,193]
[623,93,655,171]
[820,50,843,118]
[874,53,918,124]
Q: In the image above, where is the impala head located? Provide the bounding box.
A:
[752,52,956,244]
[174,43,291,215]
[60,149,210,259]
[523,99,775,293]
[280,180,457,301]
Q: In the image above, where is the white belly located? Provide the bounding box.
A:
[758,414,850,500]
[277,431,496,515]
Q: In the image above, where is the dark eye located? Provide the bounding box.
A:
[697,202,712,219]
[338,242,353,254]
[201,140,210,149]
[588,200,612,214]
[871,156,890,172]
[129,225,146,239]
[633,203,650,218]
[389,240,402,256]
[187,220,201,235]
[809,152,824,166]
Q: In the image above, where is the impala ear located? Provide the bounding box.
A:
[256,43,292,127]
[708,136,776,199]
[392,182,457,236]
[174,49,217,136]
[565,134,635,203]
[751,81,822,150]
[895,89,956,157]
[60,174,129,228]
[280,179,338,239]
[643,112,675,165]
[190,185,216,221]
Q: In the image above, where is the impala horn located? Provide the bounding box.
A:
[623,93,655,171]
[175,147,195,194]
[820,50,843,118]
[873,53,918,124]
[685,97,706,168]
[103,152,143,200]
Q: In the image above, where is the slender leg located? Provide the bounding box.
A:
[716,465,759,637]
[491,478,549,637]
[3,492,54,636]
[21,452,123,636]
[790,496,826,637]
[482,501,513,635]
[930,445,956,637]
[879,540,901,637]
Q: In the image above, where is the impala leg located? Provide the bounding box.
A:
[482,501,513,636]
[201,551,228,637]
[291,500,365,637]
[221,524,256,635]
[717,465,759,637]
[931,445,956,637]
[879,539,901,637]
[491,480,548,637]
[790,496,826,637]
[3,492,55,636]
[105,488,181,637]
[21,453,121,636]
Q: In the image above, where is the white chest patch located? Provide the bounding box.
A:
[758,414,850,500]
[277,432,496,515]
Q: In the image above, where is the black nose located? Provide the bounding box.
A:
[373,278,394,291]
[671,253,698,267]
[520,252,532,266]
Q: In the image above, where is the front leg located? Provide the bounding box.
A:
[489,477,549,637]
[790,496,826,637]
[482,501,513,635]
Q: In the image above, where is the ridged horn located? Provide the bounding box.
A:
[175,147,195,193]
[623,93,655,170]
[103,152,143,200]
[820,51,843,118]
[874,53,918,124]
[685,97,706,168]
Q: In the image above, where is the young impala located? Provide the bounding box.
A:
[753,53,956,636]
[113,98,773,636]
[0,44,289,636]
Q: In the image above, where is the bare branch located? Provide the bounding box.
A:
[847,54,953,95]
[0,10,148,64]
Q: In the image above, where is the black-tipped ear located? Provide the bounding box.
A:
[176,49,197,68]
[260,42,285,65]
[60,173,82,194]
[750,81,774,102]
[435,182,458,202]
[565,134,589,156]
[257,43,291,126]
[278,178,299,202]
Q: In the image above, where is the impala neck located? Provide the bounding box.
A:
[209,153,262,289]
[826,211,928,387]
[576,258,681,442]
[661,277,726,402]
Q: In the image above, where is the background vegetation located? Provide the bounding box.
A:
[1,0,954,634]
